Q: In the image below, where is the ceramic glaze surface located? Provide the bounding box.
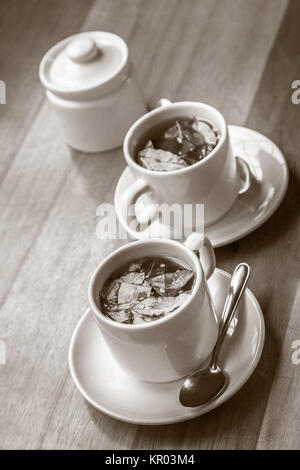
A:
[88,238,219,382]
[39,31,147,152]
[69,269,265,424]
[116,126,288,245]
[122,102,240,226]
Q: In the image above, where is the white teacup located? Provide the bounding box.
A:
[121,101,251,234]
[89,233,219,383]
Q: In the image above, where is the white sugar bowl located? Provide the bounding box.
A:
[39,31,147,152]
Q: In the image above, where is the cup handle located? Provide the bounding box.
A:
[121,178,150,208]
[155,98,173,108]
[119,178,160,236]
[120,97,172,234]
[184,233,216,279]
[236,156,256,195]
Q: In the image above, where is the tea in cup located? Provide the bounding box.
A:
[89,233,219,383]
[121,101,251,232]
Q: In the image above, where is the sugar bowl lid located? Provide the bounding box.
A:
[39,31,129,98]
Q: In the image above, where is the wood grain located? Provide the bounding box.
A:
[0,0,94,181]
[257,286,300,450]
[1,0,299,450]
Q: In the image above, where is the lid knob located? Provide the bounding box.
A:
[67,37,98,63]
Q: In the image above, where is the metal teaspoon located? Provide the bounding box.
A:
[179,263,250,407]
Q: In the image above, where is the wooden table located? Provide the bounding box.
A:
[1,0,300,450]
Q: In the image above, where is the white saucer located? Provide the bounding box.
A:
[114,126,288,247]
[69,268,265,425]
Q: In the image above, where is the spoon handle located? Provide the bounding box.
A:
[211,263,250,370]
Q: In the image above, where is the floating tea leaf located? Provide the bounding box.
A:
[100,257,195,324]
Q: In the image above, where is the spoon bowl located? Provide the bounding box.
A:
[179,367,227,407]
